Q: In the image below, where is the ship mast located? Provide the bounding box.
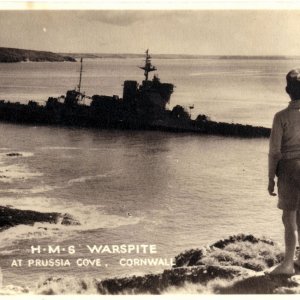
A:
[139,49,157,81]
[78,57,83,93]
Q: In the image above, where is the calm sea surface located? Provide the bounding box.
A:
[0,57,299,288]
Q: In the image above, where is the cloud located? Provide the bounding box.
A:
[78,11,145,26]
[76,10,182,27]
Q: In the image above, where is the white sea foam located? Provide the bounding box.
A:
[67,174,110,185]
[163,282,211,294]
[0,213,141,249]
[0,284,29,295]
[0,249,19,255]
[16,152,34,158]
[0,185,54,194]
[0,222,76,248]
[0,170,120,194]
[0,164,42,183]
[0,196,60,212]
[40,146,114,152]
[63,201,141,231]
[0,196,141,249]
[67,169,122,186]
[40,146,81,150]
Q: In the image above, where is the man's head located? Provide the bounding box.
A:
[286,69,300,100]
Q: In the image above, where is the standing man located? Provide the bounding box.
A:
[268,69,300,275]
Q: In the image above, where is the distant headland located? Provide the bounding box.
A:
[59,52,300,60]
[0,47,76,63]
[1,47,299,62]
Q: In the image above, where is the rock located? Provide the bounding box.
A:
[6,153,22,157]
[60,213,81,226]
[4,233,296,294]
[96,265,253,295]
[173,234,282,271]
[35,264,300,294]
[173,248,206,268]
[93,235,291,294]
[33,234,288,295]
[36,276,97,295]
[0,206,80,231]
[211,234,275,249]
[216,273,300,294]
[92,234,286,294]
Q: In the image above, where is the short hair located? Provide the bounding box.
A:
[286,69,300,99]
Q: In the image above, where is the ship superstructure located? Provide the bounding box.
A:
[139,49,157,80]
[123,49,174,116]
[0,49,271,137]
[44,50,175,127]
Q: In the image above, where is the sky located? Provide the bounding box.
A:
[1,10,300,55]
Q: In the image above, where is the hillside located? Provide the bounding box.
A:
[0,47,76,63]
[59,52,300,60]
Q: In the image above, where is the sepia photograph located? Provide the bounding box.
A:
[1,3,300,295]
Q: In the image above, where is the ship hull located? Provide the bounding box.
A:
[0,101,270,138]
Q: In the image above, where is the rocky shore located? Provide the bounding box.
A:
[0,206,80,231]
[91,234,288,294]
[151,118,270,138]
[3,233,300,295]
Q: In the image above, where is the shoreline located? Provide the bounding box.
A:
[0,207,293,294]
[1,234,293,295]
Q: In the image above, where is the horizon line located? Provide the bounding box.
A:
[2,47,300,58]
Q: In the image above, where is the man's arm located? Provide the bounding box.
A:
[268,112,283,196]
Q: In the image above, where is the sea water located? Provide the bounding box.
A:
[0,57,298,288]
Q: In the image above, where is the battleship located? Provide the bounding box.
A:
[0,50,270,138]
